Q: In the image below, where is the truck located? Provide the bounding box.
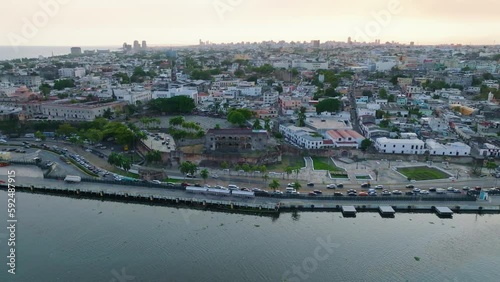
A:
[64,175,81,183]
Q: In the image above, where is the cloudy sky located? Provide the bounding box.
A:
[1,0,499,46]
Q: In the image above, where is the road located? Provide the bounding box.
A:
[3,176,500,209]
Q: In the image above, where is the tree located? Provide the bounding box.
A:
[108,152,122,167]
[53,79,75,90]
[262,173,269,184]
[56,123,77,136]
[148,96,196,114]
[169,116,185,126]
[362,90,373,97]
[228,111,246,126]
[121,158,132,171]
[485,161,497,173]
[298,107,306,127]
[86,129,103,144]
[378,88,388,99]
[220,161,228,170]
[285,166,293,179]
[200,169,209,183]
[34,131,46,141]
[387,94,396,102]
[103,108,113,119]
[360,139,373,151]
[180,161,197,178]
[375,110,385,119]
[39,83,51,96]
[264,118,271,131]
[315,98,341,114]
[325,87,340,97]
[146,150,162,164]
[252,119,262,130]
[292,182,301,191]
[269,179,280,191]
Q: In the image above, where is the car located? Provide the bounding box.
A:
[273,191,284,195]
[252,188,262,192]
[186,173,196,178]
[348,192,357,196]
[428,187,436,192]
[405,184,414,189]
[313,190,323,195]
[307,182,314,187]
[151,180,162,185]
[453,189,461,194]
[447,187,454,192]
[334,192,343,196]
[0,139,7,143]
[392,190,402,195]
[308,192,317,196]
[347,189,357,194]
[420,190,429,195]
[45,161,54,166]
[361,183,371,188]
[413,188,421,193]
[336,183,344,188]
[287,183,293,187]
[374,185,383,189]
[35,138,41,142]
[382,190,392,196]
[405,191,415,196]
[194,183,202,187]
[359,192,369,196]
[241,188,250,192]
[462,186,470,191]
[369,191,377,196]
[255,191,270,197]
[326,184,336,189]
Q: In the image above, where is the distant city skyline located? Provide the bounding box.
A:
[2,0,500,47]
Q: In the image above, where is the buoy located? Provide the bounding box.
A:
[176,198,179,203]
[100,192,104,197]
[203,201,206,206]
[259,206,262,210]
[230,203,234,209]
[76,189,80,195]
[124,193,128,198]
[150,196,154,201]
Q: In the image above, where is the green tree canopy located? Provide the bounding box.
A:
[315,99,341,114]
[148,96,196,114]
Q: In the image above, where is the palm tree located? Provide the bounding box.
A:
[262,173,269,184]
[292,182,301,191]
[200,169,209,184]
[285,166,293,179]
[269,179,280,192]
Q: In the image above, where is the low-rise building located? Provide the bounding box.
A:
[41,100,126,121]
[425,139,471,156]
[375,137,425,154]
[325,129,364,148]
[204,129,270,152]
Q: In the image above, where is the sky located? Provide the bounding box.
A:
[1,0,499,47]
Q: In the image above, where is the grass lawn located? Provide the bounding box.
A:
[109,167,140,179]
[397,166,451,181]
[355,175,372,180]
[266,156,305,172]
[311,157,344,172]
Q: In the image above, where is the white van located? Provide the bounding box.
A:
[286,187,295,193]
[228,184,239,190]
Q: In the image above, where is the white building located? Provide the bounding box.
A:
[113,88,152,104]
[58,67,86,78]
[227,86,262,96]
[375,137,425,154]
[425,139,471,156]
[279,125,325,149]
[263,91,279,104]
[292,61,328,70]
[41,100,126,121]
[152,87,198,101]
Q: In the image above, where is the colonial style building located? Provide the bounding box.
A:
[205,129,270,152]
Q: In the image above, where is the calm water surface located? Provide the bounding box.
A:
[1,191,499,282]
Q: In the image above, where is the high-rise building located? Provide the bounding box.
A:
[410,41,415,46]
[142,40,147,49]
[311,40,320,48]
[133,40,140,50]
[347,37,352,44]
[70,47,82,55]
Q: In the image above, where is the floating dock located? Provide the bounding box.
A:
[342,206,357,217]
[379,206,396,217]
[435,206,454,218]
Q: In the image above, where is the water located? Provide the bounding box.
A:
[0,46,120,61]
[1,191,500,282]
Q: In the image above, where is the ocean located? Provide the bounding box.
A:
[1,191,500,282]
[0,46,120,61]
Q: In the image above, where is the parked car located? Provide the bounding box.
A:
[307,182,314,187]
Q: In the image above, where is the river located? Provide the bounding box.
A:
[1,191,499,282]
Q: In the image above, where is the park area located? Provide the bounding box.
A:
[266,156,305,172]
[397,166,451,181]
[311,157,349,178]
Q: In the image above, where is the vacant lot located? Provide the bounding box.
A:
[267,155,305,172]
[397,166,451,180]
